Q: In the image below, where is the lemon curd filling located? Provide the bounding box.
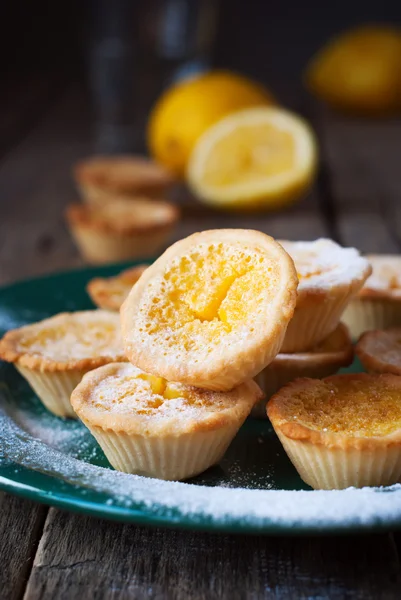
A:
[91,369,235,417]
[140,242,277,353]
[281,378,401,437]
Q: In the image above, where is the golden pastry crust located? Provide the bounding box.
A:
[268,373,401,449]
[71,362,263,436]
[356,328,401,375]
[275,322,353,370]
[87,265,148,311]
[0,310,126,372]
[252,323,353,417]
[121,229,298,391]
[358,255,401,299]
[74,155,175,196]
[66,198,179,236]
[278,239,372,352]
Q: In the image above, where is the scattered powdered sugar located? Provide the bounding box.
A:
[279,239,371,290]
[1,401,401,531]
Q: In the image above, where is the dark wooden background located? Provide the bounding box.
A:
[2,2,401,598]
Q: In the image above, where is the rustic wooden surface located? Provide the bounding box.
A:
[1,88,401,599]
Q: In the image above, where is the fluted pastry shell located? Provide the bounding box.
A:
[66,198,179,265]
[87,265,148,311]
[343,255,401,339]
[279,239,372,352]
[253,323,353,418]
[71,362,263,480]
[0,310,126,417]
[74,155,175,206]
[267,373,401,489]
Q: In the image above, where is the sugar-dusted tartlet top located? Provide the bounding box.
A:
[87,265,148,311]
[121,229,298,390]
[74,155,175,193]
[274,322,353,367]
[71,362,263,435]
[356,328,401,375]
[358,255,401,298]
[0,310,126,371]
[66,198,179,235]
[268,373,401,439]
[279,239,372,293]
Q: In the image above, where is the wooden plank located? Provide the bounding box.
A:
[314,105,401,253]
[0,492,47,600]
[24,509,401,599]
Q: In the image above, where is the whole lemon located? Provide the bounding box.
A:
[147,71,274,177]
[306,25,401,115]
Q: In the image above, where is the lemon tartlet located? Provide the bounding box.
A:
[71,362,263,480]
[0,311,125,418]
[66,198,179,264]
[121,229,298,391]
[252,323,353,418]
[267,373,401,489]
[356,328,401,375]
[87,265,148,311]
[74,155,175,206]
[343,255,401,338]
[279,239,372,352]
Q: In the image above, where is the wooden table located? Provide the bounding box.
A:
[1,87,401,599]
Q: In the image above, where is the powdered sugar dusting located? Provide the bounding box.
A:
[280,239,371,290]
[81,363,248,420]
[1,397,400,531]
[12,310,124,361]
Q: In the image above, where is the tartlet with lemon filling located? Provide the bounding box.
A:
[356,328,401,375]
[252,322,353,418]
[121,229,298,391]
[0,311,125,418]
[65,198,179,264]
[73,155,175,206]
[87,264,148,311]
[71,362,263,480]
[278,239,371,352]
[343,255,401,338]
[267,373,401,490]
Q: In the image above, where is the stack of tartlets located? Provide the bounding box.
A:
[3,230,401,492]
[252,238,371,416]
[66,155,179,264]
[75,229,299,479]
[1,229,301,481]
[265,247,401,491]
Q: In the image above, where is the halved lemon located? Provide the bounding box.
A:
[187,107,317,211]
[305,25,401,115]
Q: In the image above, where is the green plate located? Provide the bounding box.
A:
[1,263,401,535]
